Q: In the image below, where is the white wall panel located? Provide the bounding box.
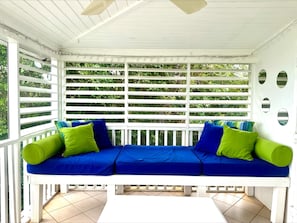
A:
[253,23,297,220]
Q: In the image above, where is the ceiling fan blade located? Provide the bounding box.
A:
[170,0,207,14]
[82,0,115,15]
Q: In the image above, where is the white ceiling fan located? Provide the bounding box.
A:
[81,0,207,15]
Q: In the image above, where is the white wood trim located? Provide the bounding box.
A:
[27,174,290,223]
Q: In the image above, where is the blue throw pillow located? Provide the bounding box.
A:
[72,119,113,149]
[195,122,223,154]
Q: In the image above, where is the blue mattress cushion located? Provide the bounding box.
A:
[116,145,201,176]
[27,146,122,176]
[194,150,289,177]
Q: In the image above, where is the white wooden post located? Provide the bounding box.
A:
[0,147,9,223]
[8,38,21,223]
[107,184,116,199]
[31,184,43,223]
[60,184,69,193]
[245,186,255,196]
[270,187,287,223]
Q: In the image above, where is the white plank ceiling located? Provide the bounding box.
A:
[0,0,297,55]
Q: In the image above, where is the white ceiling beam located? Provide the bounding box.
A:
[67,0,145,46]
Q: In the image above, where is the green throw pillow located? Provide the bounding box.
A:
[255,137,293,167]
[216,125,258,161]
[22,133,63,165]
[60,123,99,157]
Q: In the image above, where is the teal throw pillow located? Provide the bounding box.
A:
[213,120,254,132]
[60,123,99,157]
[55,120,85,142]
[216,125,258,161]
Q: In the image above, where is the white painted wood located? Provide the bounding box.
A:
[270,187,287,223]
[60,184,69,193]
[28,172,290,222]
[0,147,9,223]
[245,187,255,197]
[31,184,43,223]
[8,39,20,140]
[63,61,251,125]
[1,1,297,55]
[98,196,227,223]
[6,39,21,223]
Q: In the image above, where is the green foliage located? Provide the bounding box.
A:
[0,43,8,139]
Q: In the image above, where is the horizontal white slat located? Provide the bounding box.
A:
[64,114,125,120]
[128,83,186,89]
[65,67,125,72]
[65,98,125,104]
[125,123,196,130]
[190,69,251,73]
[128,91,186,97]
[128,99,186,105]
[128,114,186,120]
[19,64,53,76]
[20,86,54,94]
[20,123,56,137]
[66,106,125,112]
[20,115,55,125]
[128,107,186,112]
[189,116,251,121]
[19,75,56,85]
[65,83,125,88]
[189,92,250,97]
[20,106,55,115]
[189,107,250,113]
[191,84,249,89]
[66,90,125,96]
[189,100,251,105]
[129,75,186,80]
[128,68,187,73]
[20,97,57,103]
[190,76,248,81]
[66,75,124,80]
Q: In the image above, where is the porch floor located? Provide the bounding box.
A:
[39,190,271,223]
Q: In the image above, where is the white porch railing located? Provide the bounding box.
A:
[0,127,57,223]
[0,123,203,222]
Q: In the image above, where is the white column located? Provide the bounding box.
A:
[270,187,287,223]
[8,38,20,138]
[7,38,21,223]
[51,57,58,121]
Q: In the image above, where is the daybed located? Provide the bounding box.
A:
[23,119,293,223]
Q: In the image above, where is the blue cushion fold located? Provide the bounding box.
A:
[116,145,201,176]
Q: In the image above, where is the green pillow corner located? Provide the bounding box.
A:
[255,137,293,167]
[22,133,64,165]
[60,123,99,157]
[216,125,258,161]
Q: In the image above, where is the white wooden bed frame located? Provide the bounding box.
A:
[28,174,290,223]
